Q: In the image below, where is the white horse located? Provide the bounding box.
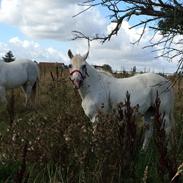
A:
[67,49,175,150]
[0,59,39,106]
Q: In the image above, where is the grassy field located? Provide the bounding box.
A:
[0,66,182,183]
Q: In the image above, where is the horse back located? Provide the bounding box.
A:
[107,73,173,112]
[136,73,174,113]
[0,59,39,88]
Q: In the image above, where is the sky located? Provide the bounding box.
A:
[0,0,178,73]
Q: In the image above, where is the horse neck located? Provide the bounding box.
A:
[78,63,103,99]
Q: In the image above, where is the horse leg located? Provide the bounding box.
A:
[0,87,7,105]
[22,82,33,107]
[163,114,173,149]
[159,91,174,149]
[30,81,37,105]
[142,109,154,150]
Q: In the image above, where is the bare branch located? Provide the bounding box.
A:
[72,0,183,73]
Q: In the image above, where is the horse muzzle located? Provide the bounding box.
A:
[70,78,83,89]
[69,69,86,89]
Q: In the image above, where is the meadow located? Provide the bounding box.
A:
[0,65,182,183]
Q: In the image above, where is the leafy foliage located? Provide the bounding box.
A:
[102,64,113,73]
[158,6,183,35]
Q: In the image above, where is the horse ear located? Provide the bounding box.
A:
[83,40,90,60]
[68,49,73,59]
[83,51,89,61]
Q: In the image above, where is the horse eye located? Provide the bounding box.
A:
[68,64,72,68]
[82,65,86,70]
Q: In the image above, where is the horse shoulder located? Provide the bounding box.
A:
[81,97,97,122]
[81,87,110,122]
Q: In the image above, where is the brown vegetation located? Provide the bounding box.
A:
[0,65,182,183]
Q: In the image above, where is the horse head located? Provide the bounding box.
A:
[68,48,89,89]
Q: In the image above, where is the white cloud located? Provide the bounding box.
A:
[2,34,176,73]
[69,21,177,73]
[0,37,67,63]
[0,0,106,40]
[0,0,178,73]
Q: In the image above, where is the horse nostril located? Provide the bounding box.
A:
[79,80,83,86]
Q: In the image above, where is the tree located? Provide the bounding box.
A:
[2,51,16,63]
[73,0,183,72]
[132,66,137,74]
[102,64,113,73]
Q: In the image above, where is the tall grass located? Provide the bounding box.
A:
[0,67,182,183]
